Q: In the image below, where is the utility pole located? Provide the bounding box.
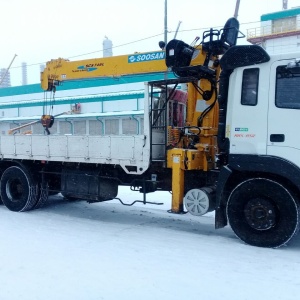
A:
[164,0,168,80]
[164,0,168,45]
[234,0,240,19]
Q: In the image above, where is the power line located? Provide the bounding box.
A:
[68,32,164,59]
[9,19,263,70]
[9,32,165,69]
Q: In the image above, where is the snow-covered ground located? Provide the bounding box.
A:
[0,187,299,300]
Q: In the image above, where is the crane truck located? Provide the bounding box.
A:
[0,17,300,248]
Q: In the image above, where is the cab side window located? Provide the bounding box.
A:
[276,65,300,109]
[241,68,259,106]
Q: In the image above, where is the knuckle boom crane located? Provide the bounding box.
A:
[1,17,300,248]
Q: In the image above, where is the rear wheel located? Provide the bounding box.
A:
[34,182,49,209]
[0,166,38,212]
[226,178,300,248]
[0,169,3,205]
[34,182,59,210]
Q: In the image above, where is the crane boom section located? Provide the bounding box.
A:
[41,51,168,91]
[41,48,206,91]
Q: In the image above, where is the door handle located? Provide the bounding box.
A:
[270,134,285,142]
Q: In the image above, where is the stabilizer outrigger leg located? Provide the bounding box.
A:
[113,197,163,206]
[116,178,164,206]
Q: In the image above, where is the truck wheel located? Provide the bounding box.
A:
[226,178,300,248]
[0,169,3,205]
[34,182,49,209]
[0,166,38,212]
[34,182,59,210]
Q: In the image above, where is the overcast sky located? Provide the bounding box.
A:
[1,0,300,85]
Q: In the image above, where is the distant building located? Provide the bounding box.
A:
[247,7,300,54]
[22,62,28,86]
[0,68,11,88]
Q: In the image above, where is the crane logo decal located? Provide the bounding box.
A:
[73,63,104,73]
[128,52,165,63]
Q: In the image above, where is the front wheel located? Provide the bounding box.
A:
[226,178,300,248]
[0,166,38,212]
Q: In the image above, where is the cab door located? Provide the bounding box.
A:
[267,58,300,168]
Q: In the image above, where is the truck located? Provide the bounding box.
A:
[0,17,299,248]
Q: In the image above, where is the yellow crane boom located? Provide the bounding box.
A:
[41,50,167,91]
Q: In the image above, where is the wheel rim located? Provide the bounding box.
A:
[6,178,24,202]
[244,198,277,230]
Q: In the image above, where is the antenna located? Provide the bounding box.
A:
[234,0,240,19]
[174,21,182,39]
[0,54,17,86]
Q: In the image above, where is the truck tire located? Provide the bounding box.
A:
[0,169,3,205]
[0,166,38,212]
[226,178,300,248]
[34,182,49,209]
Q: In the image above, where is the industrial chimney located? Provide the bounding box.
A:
[103,36,113,57]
